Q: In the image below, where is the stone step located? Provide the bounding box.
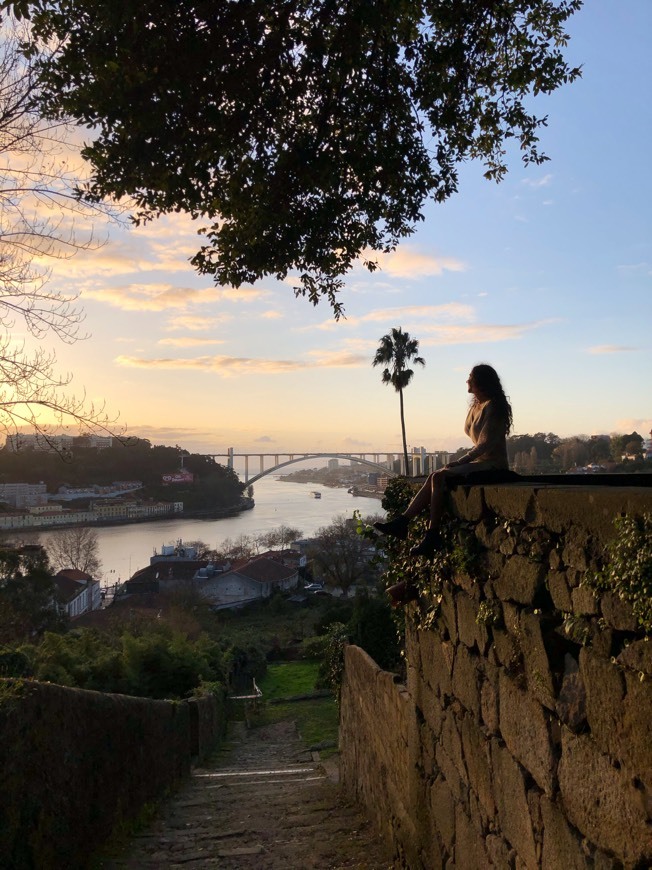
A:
[101,720,391,869]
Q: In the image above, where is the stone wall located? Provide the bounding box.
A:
[340,483,652,869]
[0,680,226,869]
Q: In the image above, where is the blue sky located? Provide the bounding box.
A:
[36,0,652,456]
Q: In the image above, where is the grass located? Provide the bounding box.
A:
[252,661,339,756]
[257,660,322,697]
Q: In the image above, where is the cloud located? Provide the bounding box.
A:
[81,281,265,313]
[522,173,553,188]
[115,347,369,376]
[255,435,275,443]
[617,262,652,275]
[164,314,232,331]
[364,247,467,279]
[116,354,304,376]
[158,337,224,347]
[342,437,372,447]
[310,303,475,331]
[306,350,368,367]
[260,310,284,319]
[419,319,558,346]
[614,418,652,435]
[586,345,638,355]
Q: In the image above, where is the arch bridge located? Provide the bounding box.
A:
[207,449,444,484]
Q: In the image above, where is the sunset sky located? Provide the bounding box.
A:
[26,0,652,457]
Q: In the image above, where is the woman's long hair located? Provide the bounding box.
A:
[471,364,513,433]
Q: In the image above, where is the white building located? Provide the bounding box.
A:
[0,482,48,508]
[53,569,101,618]
[5,433,74,453]
[197,555,298,609]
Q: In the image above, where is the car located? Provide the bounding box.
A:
[303,583,324,592]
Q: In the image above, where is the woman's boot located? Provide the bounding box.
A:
[409,527,441,558]
[386,580,419,608]
[373,514,410,540]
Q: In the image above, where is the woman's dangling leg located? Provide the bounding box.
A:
[374,472,436,539]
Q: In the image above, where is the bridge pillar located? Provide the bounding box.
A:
[244,455,249,482]
[227,447,234,470]
[260,455,264,473]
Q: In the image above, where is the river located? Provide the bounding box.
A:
[18,477,385,584]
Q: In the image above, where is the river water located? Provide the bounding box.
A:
[21,477,385,584]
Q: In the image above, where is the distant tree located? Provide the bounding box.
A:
[307,515,378,596]
[0,545,66,643]
[586,436,611,464]
[373,328,425,476]
[46,526,101,575]
[214,535,257,563]
[10,0,581,315]
[258,525,303,550]
[552,438,589,471]
[623,433,644,459]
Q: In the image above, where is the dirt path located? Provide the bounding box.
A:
[102,719,392,869]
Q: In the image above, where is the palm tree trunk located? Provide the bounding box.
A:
[399,386,409,476]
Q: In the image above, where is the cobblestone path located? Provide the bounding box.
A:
[103,720,392,869]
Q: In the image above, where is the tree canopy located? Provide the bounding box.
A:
[7,0,582,316]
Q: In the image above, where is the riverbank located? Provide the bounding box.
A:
[0,498,254,534]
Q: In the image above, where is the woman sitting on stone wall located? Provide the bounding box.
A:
[374,363,513,574]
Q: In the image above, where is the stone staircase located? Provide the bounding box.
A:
[102,719,392,869]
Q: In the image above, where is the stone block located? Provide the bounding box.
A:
[561,534,590,572]
[499,670,556,795]
[419,681,445,741]
[435,740,467,807]
[440,584,458,643]
[618,638,652,676]
[478,549,506,579]
[461,715,495,821]
[519,610,556,710]
[619,670,652,788]
[441,707,466,783]
[494,555,545,605]
[491,738,538,869]
[450,485,485,522]
[579,648,625,758]
[558,730,652,866]
[540,796,588,870]
[492,628,521,672]
[480,662,500,735]
[483,486,538,522]
[451,643,480,718]
[454,801,489,870]
[474,518,495,549]
[430,775,455,855]
[571,585,598,616]
[548,546,563,571]
[555,654,587,732]
[485,834,514,868]
[599,592,638,632]
[456,591,489,652]
[547,570,572,611]
[420,628,452,700]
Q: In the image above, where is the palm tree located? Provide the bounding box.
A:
[373,327,425,476]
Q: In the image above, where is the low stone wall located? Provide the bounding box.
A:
[340,483,652,869]
[0,680,226,869]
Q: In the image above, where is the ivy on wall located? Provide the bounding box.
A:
[583,512,652,635]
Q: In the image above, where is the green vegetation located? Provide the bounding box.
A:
[12,0,581,315]
[255,661,339,753]
[583,513,652,634]
[258,660,322,698]
[0,438,243,509]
